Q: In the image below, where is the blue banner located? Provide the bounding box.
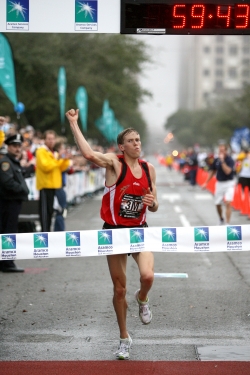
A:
[75,86,88,132]
[95,100,123,143]
[0,33,18,106]
[58,66,67,124]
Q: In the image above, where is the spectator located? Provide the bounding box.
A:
[0,134,29,272]
[186,147,198,187]
[53,140,71,231]
[236,147,250,190]
[165,154,174,170]
[202,143,235,225]
[36,130,71,232]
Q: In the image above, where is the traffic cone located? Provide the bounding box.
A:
[232,184,241,211]
[240,186,250,215]
[196,168,202,185]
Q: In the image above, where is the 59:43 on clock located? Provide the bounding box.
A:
[120,0,250,34]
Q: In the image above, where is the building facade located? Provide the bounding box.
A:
[178,35,250,110]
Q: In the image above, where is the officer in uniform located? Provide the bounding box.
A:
[0,134,29,272]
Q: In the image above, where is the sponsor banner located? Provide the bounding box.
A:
[6,0,29,31]
[1,225,250,261]
[75,0,98,31]
[1,234,17,260]
[1,0,119,33]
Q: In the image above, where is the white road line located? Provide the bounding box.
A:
[179,214,191,227]
[201,253,212,267]
[154,273,188,278]
[162,193,181,203]
[194,194,213,200]
[174,205,182,213]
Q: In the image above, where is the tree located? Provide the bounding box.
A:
[165,84,250,148]
[0,33,151,143]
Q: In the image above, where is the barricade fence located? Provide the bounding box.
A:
[25,169,105,202]
[1,224,250,260]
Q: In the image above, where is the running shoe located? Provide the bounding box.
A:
[135,289,152,324]
[115,334,132,360]
[219,218,225,225]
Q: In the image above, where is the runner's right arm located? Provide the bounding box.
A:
[65,109,116,169]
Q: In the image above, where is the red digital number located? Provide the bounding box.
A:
[173,4,186,28]
[191,4,205,28]
[235,4,249,29]
[217,5,231,27]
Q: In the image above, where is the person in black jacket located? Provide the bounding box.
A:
[0,134,30,272]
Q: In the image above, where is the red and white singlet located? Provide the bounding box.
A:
[100,155,151,226]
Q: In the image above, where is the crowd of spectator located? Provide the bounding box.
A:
[0,115,109,234]
[0,115,107,173]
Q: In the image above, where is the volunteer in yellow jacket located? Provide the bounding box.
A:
[0,116,6,147]
[36,130,71,232]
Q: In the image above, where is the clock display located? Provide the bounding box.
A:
[121,0,250,34]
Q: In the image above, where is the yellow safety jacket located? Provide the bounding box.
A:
[0,129,5,147]
[36,146,71,190]
[236,152,247,174]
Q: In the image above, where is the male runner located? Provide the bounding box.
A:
[202,143,235,224]
[66,109,159,360]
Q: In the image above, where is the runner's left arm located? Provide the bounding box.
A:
[142,163,158,212]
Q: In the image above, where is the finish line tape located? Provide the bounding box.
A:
[1,225,250,261]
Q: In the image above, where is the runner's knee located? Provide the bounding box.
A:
[140,271,154,286]
[114,284,127,300]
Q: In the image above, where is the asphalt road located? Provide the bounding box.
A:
[1,156,250,361]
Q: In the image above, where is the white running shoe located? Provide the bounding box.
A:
[135,289,152,324]
[115,334,132,360]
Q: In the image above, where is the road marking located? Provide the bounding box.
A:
[179,214,191,227]
[162,193,181,203]
[194,194,213,200]
[154,273,188,278]
[201,254,212,267]
[174,205,182,213]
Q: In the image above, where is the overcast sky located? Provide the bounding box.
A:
[133,35,181,133]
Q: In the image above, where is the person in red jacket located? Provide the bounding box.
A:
[66,108,159,360]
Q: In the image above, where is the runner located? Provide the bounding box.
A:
[202,143,235,225]
[66,109,159,360]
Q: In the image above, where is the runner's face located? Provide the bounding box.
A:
[120,132,141,157]
[219,145,227,156]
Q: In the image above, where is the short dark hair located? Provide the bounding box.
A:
[117,128,139,145]
[44,130,56,139]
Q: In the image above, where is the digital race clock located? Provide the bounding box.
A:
[120,0,250,34]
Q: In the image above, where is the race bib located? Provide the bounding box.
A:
[119,194,144,219]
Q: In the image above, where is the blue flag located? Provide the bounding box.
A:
[58,67,67,124]
[75,86,88,132]
[0,33,18,106]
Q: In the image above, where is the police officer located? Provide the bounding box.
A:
[0,134,29,272]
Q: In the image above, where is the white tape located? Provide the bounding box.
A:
[154,273,188,278]
[1,224,250,261]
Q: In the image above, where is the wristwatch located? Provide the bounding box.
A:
[151,201,155,208]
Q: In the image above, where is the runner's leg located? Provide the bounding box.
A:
[225,201,232,224]
[216,204,223,221]
[107,254,128,339]
[132,252,154,302]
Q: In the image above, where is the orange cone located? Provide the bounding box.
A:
[232,184,242,211]
[240,186,250,215]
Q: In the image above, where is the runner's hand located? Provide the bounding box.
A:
[142,187,155,207]
[65,109,79,122]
